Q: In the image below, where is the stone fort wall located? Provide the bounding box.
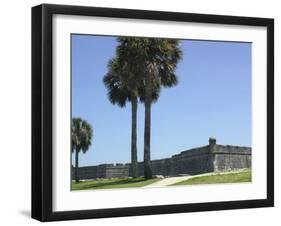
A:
[72,138,251,180]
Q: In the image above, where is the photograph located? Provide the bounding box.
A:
[71,35,252,191]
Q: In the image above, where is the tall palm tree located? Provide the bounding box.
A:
[103,57,140,178]
[72,117,93,183]
[144,39,182,179]
[118,38,182,179]
[104,42,161,178]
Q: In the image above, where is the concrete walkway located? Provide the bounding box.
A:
[143,176,192,188]
[143,169,249,188]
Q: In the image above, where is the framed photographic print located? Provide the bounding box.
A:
[32,4,274,221]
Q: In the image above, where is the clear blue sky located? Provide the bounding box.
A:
[71,34,252,166]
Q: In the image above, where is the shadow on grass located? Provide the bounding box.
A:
[72,177,150,190]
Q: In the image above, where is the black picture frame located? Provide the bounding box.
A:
[32,3,274,222]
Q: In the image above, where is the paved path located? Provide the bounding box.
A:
[143,176,192,188]
[143,169,249,188]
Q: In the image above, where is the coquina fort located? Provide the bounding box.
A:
[72,137,251,180]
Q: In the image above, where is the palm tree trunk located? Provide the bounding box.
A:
[144,69,153,179]
[131,96,138,178]
[75,148,79,183]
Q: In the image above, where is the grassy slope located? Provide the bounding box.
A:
[72,177,161,190]
[172,170,251,186]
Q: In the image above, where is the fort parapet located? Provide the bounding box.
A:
[72,137,251,180]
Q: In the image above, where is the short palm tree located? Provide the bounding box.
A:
[72,117,93,183]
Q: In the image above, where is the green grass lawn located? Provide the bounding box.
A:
[71,177,161,190]
[171,170,251,186]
